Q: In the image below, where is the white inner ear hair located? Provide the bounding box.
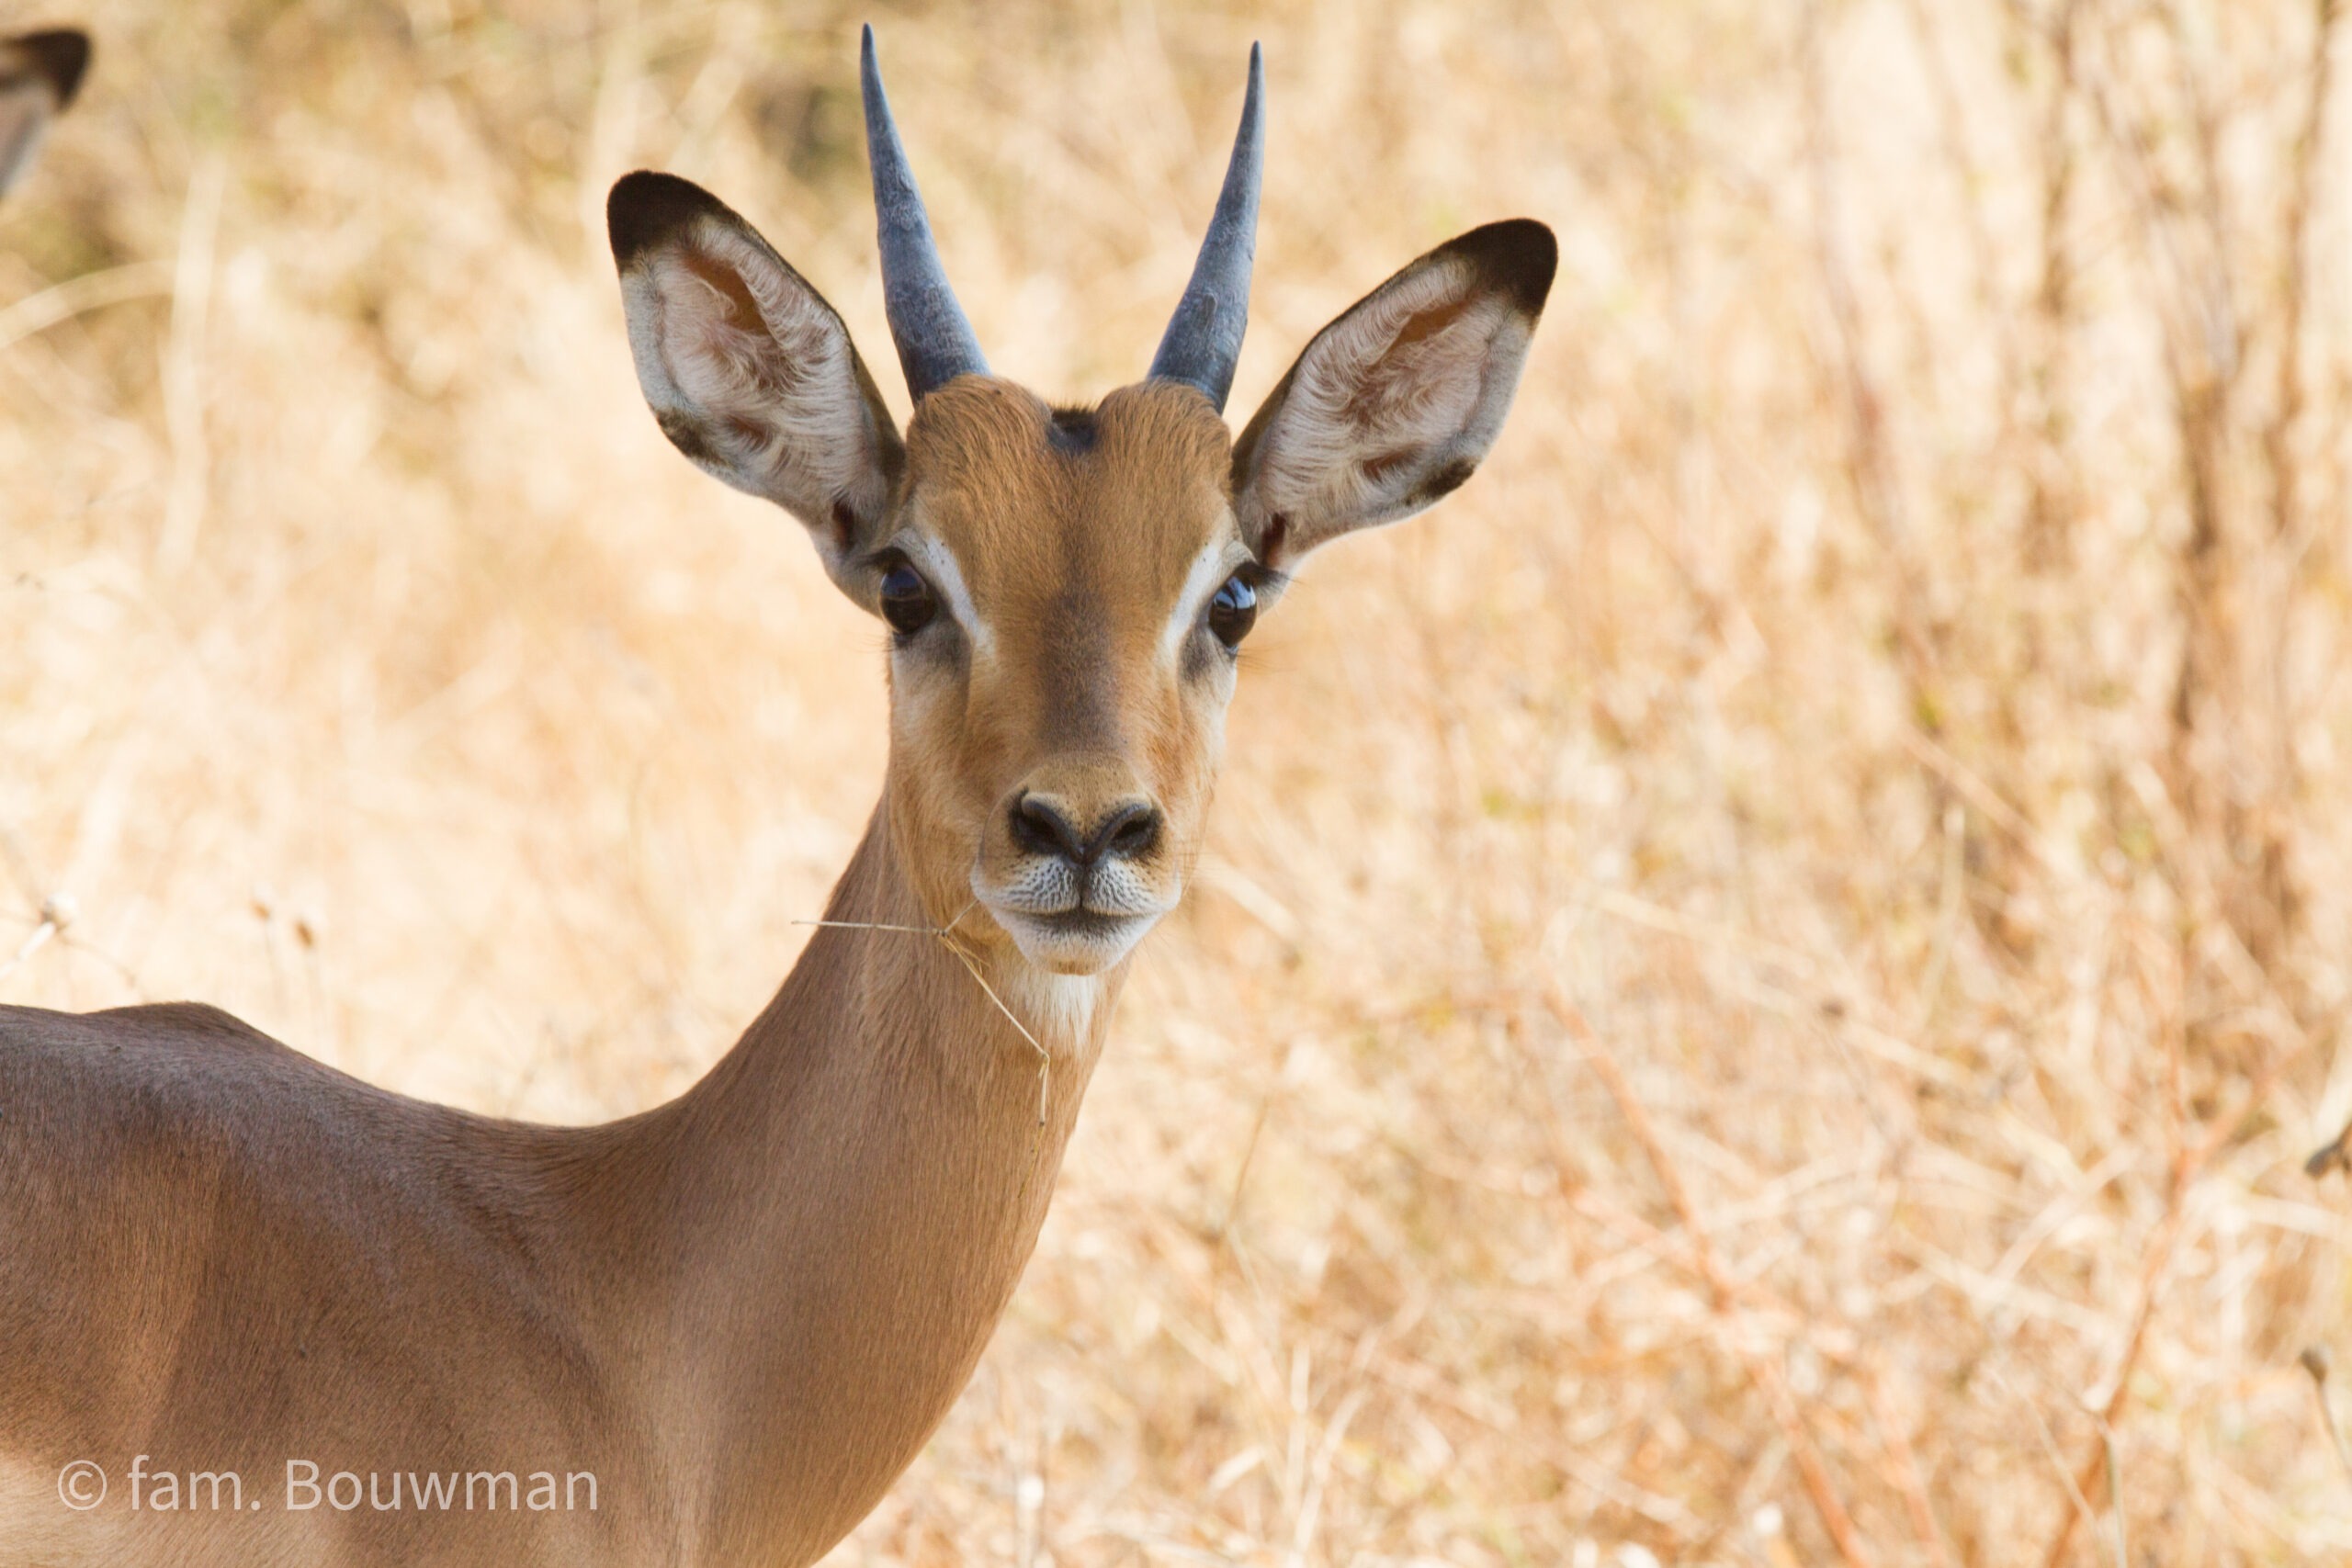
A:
[625,218,889,554]
[1253,254,1532,543]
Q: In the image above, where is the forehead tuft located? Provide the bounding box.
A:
[1046,407,1098,454]
[902,378,1056,495]
[1089,380,1233,479]
[1081,381,1237,576]
[900,378,1238,613]
[901,378,1228,482]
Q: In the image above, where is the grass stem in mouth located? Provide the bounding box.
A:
[794,902,1048,1129]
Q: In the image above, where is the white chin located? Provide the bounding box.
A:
[997,910,1158,976]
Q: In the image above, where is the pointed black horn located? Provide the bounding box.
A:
[862,24,988,400]
[1148,43,1264,412]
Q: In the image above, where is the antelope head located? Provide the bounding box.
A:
[609,28,1554,979]
[0,28,89,198]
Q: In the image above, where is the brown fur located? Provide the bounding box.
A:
[2,807,1105,1566]
[1,159,1550,1564]
[888,379,1239,948]
[0,383,1242,1568]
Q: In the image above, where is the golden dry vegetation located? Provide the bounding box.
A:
[7,0,2352,1562]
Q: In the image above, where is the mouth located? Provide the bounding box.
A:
[1030,908,1133,938]
[989,903,1161,976]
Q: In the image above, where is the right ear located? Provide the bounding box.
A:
[1229,220,1555,574]
[0,29,91,199]
[608,171,905,593]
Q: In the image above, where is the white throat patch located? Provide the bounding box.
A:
[999,964,1108,1049]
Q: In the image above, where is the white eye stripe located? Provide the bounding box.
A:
[1160,536,1252,665]
[890,530,993,656]
[888,525,1241,665]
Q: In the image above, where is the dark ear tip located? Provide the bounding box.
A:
[607,171,729,269]
[17,28,91,106]
[1447,219,1558,318]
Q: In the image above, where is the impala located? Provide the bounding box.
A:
[0,28,88,199]
[0,28,1553,1567]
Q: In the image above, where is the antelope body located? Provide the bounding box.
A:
[0,29,1552,1567]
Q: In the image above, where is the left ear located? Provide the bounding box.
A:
[1230,219,1555,571]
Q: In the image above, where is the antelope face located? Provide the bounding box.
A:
[877,378,1249,973]
[611,28,1554,977]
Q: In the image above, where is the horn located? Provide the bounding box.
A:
[1148,43,1264,412]
[861,24,988,400]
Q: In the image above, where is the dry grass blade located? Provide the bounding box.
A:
[1545,982,1877,1568]
[795,901,1052,1127]
[8,2,2352,1561]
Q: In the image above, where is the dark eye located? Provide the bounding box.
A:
[1207,574,1258,650]
[878,562,937,638]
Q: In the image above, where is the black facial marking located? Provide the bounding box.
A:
[1046,407,1099,455]
[1037,579,1117,743]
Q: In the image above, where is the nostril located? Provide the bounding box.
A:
[1010,795,1087,863]
[1091,802,1162,864]
[1011,795,1162,867]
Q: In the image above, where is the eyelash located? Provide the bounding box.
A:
[876,556,939,640]
[866,550,1282,659]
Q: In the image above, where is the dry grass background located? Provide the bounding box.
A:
[7,0,2352,1562]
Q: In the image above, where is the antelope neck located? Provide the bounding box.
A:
[610,794,1115,1560]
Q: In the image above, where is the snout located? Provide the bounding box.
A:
[975,765,1180,974]
[1008,794,1162,868]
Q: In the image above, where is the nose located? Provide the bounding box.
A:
[1009,793,1162,867]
